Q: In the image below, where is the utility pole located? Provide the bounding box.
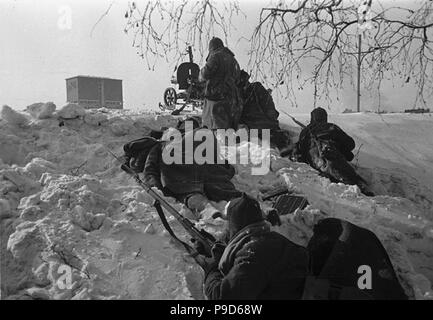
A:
[357,34,362,113]
[187,46,193,63]
[356,0,373,113]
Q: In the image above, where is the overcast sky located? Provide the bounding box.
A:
[0,0,430,113]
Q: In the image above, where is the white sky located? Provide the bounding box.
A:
[0,0,430,113]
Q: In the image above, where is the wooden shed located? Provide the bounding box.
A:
[66,76,123,109]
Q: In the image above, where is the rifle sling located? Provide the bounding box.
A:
[152,200,197,257]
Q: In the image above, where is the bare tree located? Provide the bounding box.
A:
[123,0,243,69]
[248,0,433,109]
[123,0,433,109]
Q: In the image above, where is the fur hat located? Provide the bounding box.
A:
[226,193,264,237]
[311,107,328,124]
[209,37,224,52]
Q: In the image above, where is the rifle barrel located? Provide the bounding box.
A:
[120,164,213,253]
[281,110,307,128]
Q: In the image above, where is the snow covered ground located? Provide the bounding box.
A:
[281,112,433,218]
[1,104,432,300]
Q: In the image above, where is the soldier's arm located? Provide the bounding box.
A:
[294,128,309,162]
[143,144,163,190]
[332,125,356,152]
[200,55,219,81]
[261,87,279,120]
[204,242,270,300]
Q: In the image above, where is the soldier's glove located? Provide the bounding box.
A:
[193,242,226,275]
[120,155,131,169]
[192,239,207,256]
[193,239,224,256]
[290,150,303,162]
[150,186,164,197]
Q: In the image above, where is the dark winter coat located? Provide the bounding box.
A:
[239,82,280,130]
[200,44,242,129]
[297,122,356,164]
[295,121,373,195]
[203,163,242,201]
[204,221,309,300]
[305,218,408,300]
[201,46,241,101]
[144,142,203,196]
[143,134,241,202]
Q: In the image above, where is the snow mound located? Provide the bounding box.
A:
[0,107,205,300]
[1,105,29,127]
[26,102,56,119]
[1,107,432,300]
[57,103,86,119]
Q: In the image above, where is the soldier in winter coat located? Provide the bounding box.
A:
[294,107,373,196]
[144,126,242,219]
[194,194,308,299]
[199,37,242,130]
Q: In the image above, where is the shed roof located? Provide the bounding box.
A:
[66,75,122,81]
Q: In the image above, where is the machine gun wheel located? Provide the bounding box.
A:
[163,87,177,109]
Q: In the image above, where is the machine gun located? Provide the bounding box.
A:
[106,148,216,257]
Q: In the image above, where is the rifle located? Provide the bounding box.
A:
[281,110,307,129]
[281,110,327,164]
[106,148,216,257]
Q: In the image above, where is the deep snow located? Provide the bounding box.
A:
[1,104,432,300]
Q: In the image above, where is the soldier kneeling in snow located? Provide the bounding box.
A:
[144,125,242,220]
[236,70,292,156]
[194,193,308,299]
[293,107,373,196]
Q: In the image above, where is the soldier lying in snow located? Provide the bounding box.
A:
[143,126,242,220]
[293,107,373,196]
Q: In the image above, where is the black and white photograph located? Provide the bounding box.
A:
[1,0,432,305]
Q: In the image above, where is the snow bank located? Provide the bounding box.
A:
[280,112,433,218]
[26,102,56,119]
[1,105,29,127]
[0,108,205,300]
[57,103,86,119]
[0,107,432,300]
